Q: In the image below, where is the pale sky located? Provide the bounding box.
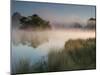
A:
[11,1,96,24]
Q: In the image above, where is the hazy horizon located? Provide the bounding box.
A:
[12,1,96,25]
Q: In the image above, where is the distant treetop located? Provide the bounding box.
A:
[19,13,51,30]
[89,18,96,21]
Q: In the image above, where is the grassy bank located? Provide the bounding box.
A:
[48,38,96,71]
[12,38,96,74]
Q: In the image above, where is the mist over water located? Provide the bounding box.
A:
[12,29,95,48]
[11,28,95,72]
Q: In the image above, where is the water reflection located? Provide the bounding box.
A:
[12,29,49,48]
[11,29,95,72]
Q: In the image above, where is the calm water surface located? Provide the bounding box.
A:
[11,29,95,70]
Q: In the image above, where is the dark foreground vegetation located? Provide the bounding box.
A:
[11,38,96,74]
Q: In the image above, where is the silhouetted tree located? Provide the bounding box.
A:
[20,14,51,30]
[12,12,22,28]
[85,17,96,29]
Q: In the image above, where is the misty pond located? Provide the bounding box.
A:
[11,1,96,74]
[11,29,95,73]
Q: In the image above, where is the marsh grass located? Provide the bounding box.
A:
[12,38,96,74]
[48,38,96,71]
